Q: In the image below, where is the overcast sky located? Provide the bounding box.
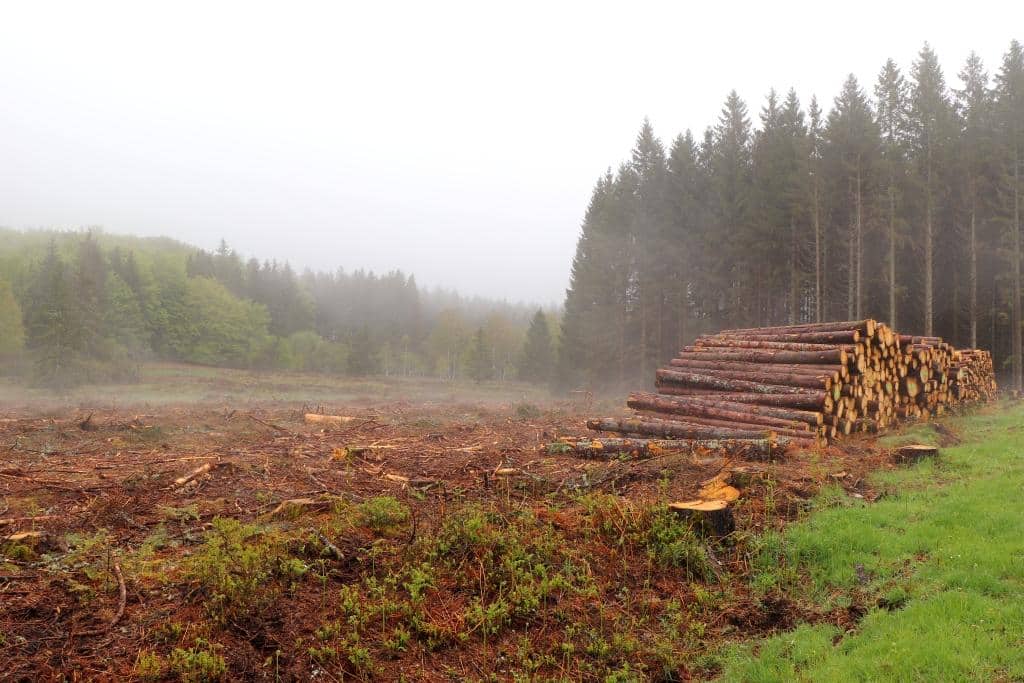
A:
[1,2,1019,304]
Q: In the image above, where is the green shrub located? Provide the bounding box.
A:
[168,641,228,682]
[356,497,410,534]
[185,517,307,624]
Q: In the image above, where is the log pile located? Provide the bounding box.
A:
[587,319,997,449]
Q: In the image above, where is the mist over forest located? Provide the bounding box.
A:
[0,229,556,388]
[1,40,1023,395]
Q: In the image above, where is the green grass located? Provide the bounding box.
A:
[0,361,558,407]
[721,401,1024,682]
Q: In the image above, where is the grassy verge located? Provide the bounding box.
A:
[720,400,1024,681]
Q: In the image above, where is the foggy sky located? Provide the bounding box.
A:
[1,1,1019,304]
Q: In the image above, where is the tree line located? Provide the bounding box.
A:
[558,41,1024,392]
[0,230,557,387]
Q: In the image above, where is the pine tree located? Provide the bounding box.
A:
[909,43,955,336]
[630,118,670,380]
[519,309,554,383]
[0,278,25,366]
[24,241,78,386]
[875,58,911,328]
[666,130,701,346]
[825,75,879,321]
[955,52,995,349]
[468,326,493,383]
[994,39,1024,390]
[710,91,754,325]
[807,96,825,321]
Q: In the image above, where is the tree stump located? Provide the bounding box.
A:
[668,500,735,536]
[894,444,938,464]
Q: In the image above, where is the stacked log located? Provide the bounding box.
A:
[587,319,997,449]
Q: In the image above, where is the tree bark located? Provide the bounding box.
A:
[669,357,843,379]
[549,436,782,460]
[586,416,772,440]
[628,391,823,426]
[653,388,828,410]
[655,368,831,395]
[659,366,831,390]
[699,330,860,344]
[719,319,876,336]
[628,393,815,431]
[671,347,847,365]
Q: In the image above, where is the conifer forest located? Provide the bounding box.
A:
[2,22,1024,682]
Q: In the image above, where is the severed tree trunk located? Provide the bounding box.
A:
[653,389,828,411]
[586,416,773,440]
[655,369,831,397]
[549,437,783,460]
[628,392,822,426]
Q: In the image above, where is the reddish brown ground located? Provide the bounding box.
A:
[0,399,900,681]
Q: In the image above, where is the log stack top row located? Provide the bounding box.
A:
[588,319,998,452]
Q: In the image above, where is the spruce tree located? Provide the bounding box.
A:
[0,278,25,367]
[24,241,77,386]
[909,43,955,336]
[710,91,754,325]
[807,96,826,321]
[468,326,493,383]
[955,52,995,349]
[519,309,554,383]
[825,75,879,321]
[875,58,911,328]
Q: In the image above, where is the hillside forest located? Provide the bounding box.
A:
[1,41,1021,393]
[0,229,556,388]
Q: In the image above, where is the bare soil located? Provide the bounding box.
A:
[0,395,901,681]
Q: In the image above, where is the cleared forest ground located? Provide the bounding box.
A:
[0,367,1018,680]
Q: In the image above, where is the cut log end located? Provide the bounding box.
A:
[894,444,938,464]
[668,499,735,536]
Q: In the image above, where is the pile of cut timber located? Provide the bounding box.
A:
[588,319,997,450]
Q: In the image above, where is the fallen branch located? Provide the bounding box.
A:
[248,414,292,434]
[308,528,344,560]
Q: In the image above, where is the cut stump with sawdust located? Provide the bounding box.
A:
[894,444,938,464]
[668,499,735,536]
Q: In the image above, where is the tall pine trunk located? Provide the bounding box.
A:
[969,197,978,348]
[1013,141,1022,391]
[855,165,864,319]
[789,219,798,324]
[888,176,898,328]
[925,149,935,336]
[847,179,854,319]
[814,188,822,322]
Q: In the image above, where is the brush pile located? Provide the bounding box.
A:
[587,319,997,450]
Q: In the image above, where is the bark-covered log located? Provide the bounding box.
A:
[692,338,854,352]
[586,417,772,440]
[659,366,832,390]
[699,330,861,344]
[545,436,784,460]
[630,411,818,442]
[677,347,847,365]
[718,319,877,337]
[653,388,829,410]
[628,391,823,426]
[655,369,827,395]
[628,392,817,430]
[669,357,845,378]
